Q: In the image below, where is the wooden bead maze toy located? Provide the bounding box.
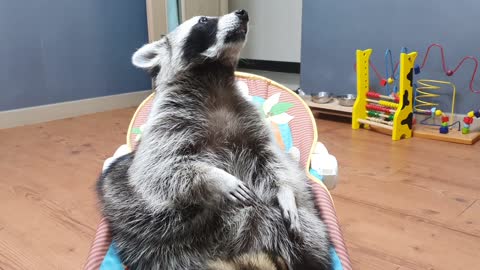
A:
[352,49,417,140]
[409,44,480,145]
[414,107,480,144]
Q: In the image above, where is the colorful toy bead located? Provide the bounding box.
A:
[441,122,449,127]
[441,116,449,123]
[464,116,474,125]
[475,110,480,118]
[387,77,394,84]
[434,109,443,117]
[462,127,470,134]
[366,92,381,99]
[378,100,399,109]
[467,111,475,118]
[414,64,421,75]
[366,104,394,114]
[440,126,449,134]
[446,70,454,76]
[380,78,387,86]
[388,114,394,121]
[464,123,470,128]
[368,111,379,117]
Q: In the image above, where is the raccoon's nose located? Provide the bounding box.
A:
[235,9,249,22]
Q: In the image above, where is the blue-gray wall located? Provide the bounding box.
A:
[0,1,150,111]
[300,0,480,113]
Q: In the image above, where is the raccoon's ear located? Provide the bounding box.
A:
[132,38,167,72]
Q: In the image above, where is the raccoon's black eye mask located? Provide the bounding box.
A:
[182,18,219,62]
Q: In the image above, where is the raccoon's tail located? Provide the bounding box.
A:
[207,252,288,270]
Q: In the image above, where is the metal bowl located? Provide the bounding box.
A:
[294,88,312,101]
[312,91,333,104]
[336,94,356,106]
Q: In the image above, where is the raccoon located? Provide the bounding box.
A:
[97,10,332,270]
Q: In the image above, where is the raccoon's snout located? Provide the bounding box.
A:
[234,9,249,22]
[235,9,248,34]
[224,10,249,44]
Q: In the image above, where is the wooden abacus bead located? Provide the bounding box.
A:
[462,127,470,134]
[367,92,381,99]
[368,111,379,117]
[446,70,454,76]
[441,116,449,123]
[475,110,480,118]
[366,104,394,114]
[441,122,449,127]
[464,116,474,125]
[467,111,475,118]
[387,77,394,84]
[378,100,398,109]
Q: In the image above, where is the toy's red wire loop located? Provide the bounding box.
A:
[355,43,480,93]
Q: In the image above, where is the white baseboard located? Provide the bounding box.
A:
[0,90,152,129]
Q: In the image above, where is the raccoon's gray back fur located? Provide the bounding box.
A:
[97,10,332,270]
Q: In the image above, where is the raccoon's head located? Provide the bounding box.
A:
[132,10,249,82]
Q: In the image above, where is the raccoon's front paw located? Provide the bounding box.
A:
[221,177,257,207]
[277,187,302,239]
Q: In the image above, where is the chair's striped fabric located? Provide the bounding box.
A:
[84,219,112,270]
[84,72,352,270]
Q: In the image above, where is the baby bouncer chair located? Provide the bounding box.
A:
[84,72,352,270]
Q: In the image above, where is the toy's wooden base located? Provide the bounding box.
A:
[413,125,480,145]
[307,99,353,118]
[413,113,480,145]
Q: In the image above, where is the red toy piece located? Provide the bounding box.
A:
[464,116,474,125]
[380,78,387,87]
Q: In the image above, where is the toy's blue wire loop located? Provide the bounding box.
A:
[385,47,410,95]
[384,49,395,94]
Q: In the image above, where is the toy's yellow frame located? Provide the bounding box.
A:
[352,49,417,141]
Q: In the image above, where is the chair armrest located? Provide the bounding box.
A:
[102,144,131,172]
[309,142,338,190]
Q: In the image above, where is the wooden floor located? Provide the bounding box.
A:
[0,109,479,270]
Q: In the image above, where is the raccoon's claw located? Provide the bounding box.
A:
[277,186,303,239]
[284,209,302,240]
[227,181,258,207]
